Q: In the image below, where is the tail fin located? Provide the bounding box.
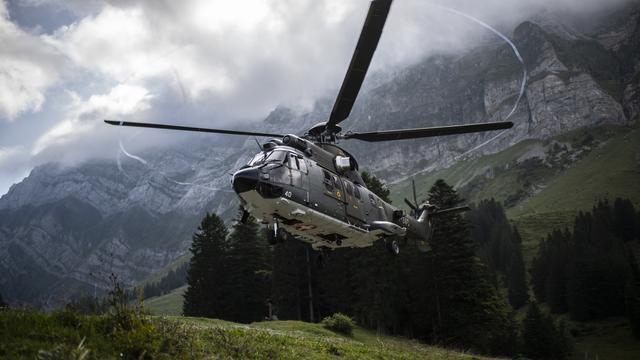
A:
[404,203,471,252]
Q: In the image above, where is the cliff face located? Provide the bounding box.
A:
[1,7,638,307]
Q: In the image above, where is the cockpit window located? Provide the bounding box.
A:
[266,150,287,163]
[248,152,266,166]
[248,150,288,166]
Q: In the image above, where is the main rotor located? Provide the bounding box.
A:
[105,0,513,149]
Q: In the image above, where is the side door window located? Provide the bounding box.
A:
[289,154,305,188]
[298,157,308,174]
[323,170,334,192]
[322,170,345,202]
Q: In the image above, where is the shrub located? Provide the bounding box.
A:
[321,313,355,336]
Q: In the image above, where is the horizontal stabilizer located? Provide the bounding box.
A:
[432,205,471,216]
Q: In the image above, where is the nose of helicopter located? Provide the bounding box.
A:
[232,168,259,194]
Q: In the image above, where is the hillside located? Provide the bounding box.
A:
[0,309,495,360]
[390,123,640,261]
[145,285,186,316]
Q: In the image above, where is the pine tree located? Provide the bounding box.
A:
[522,301,548,359]
[507,226,529,309]
[360,171,391,202]
[225,208,271,323]
[469,199,529,309]
[626,280,640,339]
[568,203,629,320]
[350,172,410,335]
[614,198,636,242]
[531,235,550,303]
[428,179,515,355]
[271,239,308,320]
[352,242,405,334]
[183,212,229,318]
[545,230,570,314]
[522,301,571,360]
[316,248,357,319]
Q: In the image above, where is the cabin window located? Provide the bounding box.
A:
[345,182,353,196]
[298,158,308,173]
[288,154,297,169]
[369,194,376,206]
[354,185,361,199]
[332,175,340,188]
[323,170,333,190]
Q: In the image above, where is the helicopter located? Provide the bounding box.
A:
[105,0,513,255]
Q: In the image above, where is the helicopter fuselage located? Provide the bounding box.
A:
[232,135,432,251]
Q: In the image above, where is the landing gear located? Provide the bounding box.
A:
[317,250,325,269]
[385,238,400,255]
[267,220,285,245]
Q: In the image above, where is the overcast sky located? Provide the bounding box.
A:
[0,0,634,195]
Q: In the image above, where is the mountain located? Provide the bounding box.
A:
[1,4,639,307]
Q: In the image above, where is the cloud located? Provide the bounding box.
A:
[0,1,67,121]
[0,145,27,171]
[32,84,152,163]
[40,0,635,124]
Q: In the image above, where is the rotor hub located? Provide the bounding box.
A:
[305,122,342,143]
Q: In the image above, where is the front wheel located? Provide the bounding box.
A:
[267,226,286,245]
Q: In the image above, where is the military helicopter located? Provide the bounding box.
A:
[105,0,512,254]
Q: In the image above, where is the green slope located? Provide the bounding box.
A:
[172,317,494,359]
[145,285,186,316]
[390,124,640,260]
[137,253,190,289]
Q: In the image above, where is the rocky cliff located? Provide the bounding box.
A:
[1,6,638,307]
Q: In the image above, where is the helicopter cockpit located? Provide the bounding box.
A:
[247,150,288,167]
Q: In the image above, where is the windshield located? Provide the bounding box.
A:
[247,150,288,166]
[248,152,266,166]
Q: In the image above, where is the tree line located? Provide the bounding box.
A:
[140,262,188,299]
[530,198,640,337]
[182,176,552,357]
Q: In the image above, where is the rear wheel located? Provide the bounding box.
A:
[386,239,400,255]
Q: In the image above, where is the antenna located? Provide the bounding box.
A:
[412,179,418,208]
[254,137,263,151]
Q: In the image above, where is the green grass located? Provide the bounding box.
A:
[145,285,186,316]
[175,317,495,360]
[0,309,496,360]
[570,318,640,360]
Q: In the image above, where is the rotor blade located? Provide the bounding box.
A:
[104,120,284,138]
[326,0,392,130]
[342,121,513,142]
